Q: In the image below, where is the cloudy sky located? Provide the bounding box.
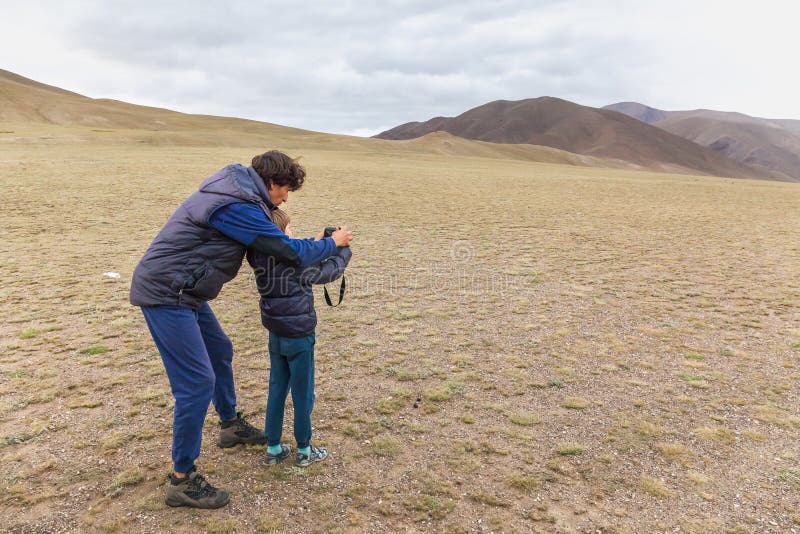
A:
[2,1,799,135]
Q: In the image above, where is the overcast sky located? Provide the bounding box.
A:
[2,1,799,135]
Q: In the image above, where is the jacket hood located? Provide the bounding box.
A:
[199,164,274,209]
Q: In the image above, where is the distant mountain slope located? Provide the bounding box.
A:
[0,68,310,135]
[774,119,800,136]
[605,102,800,181]
[1,68,182,129]
[0,69,634,170]
[602,102,667,124]
[376,97,781,180]
[379,130,621,168]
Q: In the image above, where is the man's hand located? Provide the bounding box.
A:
[315,226,341,240]
[332,226,353,247]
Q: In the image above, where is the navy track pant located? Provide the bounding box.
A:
[141,303,237,473]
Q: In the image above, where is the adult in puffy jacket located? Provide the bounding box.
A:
[247,208,352,468]
[129,151,353,509]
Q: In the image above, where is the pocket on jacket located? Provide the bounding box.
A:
[181,264,230,301]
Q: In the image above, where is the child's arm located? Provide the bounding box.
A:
[210,203,336,268]
[299,247,352,285]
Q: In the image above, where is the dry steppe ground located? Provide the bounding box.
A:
[1,124,799,533]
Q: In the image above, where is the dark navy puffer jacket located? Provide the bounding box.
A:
[130,164,275,310]
[248,247,352,337]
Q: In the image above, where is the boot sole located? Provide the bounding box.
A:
[165,493,230,509]
[296,455,328,467]
[263,454,290,465]
[217,437,268,448]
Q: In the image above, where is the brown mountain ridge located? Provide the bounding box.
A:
[605,102,800,181]
[376,97,792,181]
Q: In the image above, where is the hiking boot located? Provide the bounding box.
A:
[218,411,268,448]
[296,445,328,467]
[263,444,292,465]
[165,470,230,509]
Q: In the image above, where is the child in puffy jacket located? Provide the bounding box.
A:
[247,208,351,467]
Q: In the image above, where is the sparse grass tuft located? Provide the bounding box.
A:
[68,398,104,409]
[641,476,670,497]
[132,387,167,406]
[753,405,800,427]
[135,493,164,511]
[687,471,710,485]
[81,345,110,355]
[506,473,539,491]
[423,380,464,402]
[257,516,283,533]
[562,397,589,409]
[693,426,734,444]
[507,412,539,426]
[375,396,406,415]
[201,518,240,534]
[548,379,563,389]
[654,442,695,464]
[19,328,39,339]
[385,366,425,381]
[636,421,665,437]
[778,469,800,491]
[371,437,401,458]
[743,430,766,441]
[449,353,473,368]
[100,432,128,451]
[114,467,143,488]
[404,494,455,519]
[468,491,510,507]
[556,442,585,455]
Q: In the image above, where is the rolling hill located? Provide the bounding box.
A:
[0,68,316,135]
[4,69,796,182]
[605,102,800,181]
[375,97,791,181]
[0,69,632,170]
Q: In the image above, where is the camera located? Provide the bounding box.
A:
[323,226,338,238]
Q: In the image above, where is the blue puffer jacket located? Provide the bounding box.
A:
[248,246,352,337]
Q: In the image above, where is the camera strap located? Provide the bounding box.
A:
[323,276,346,307]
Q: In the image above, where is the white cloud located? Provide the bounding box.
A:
[1,0,799,134]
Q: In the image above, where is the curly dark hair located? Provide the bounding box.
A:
[251,150,305,190]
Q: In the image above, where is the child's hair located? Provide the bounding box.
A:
[270,208,291,233]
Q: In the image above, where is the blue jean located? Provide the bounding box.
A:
[265,332,315,449]
[141,303,237,473]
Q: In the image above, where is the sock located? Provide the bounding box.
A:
[267,444,283,455]
[298,446,310,457]
[171,465,195,484]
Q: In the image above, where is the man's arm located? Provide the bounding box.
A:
[299,247,352,285]
[209,203,336,267]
